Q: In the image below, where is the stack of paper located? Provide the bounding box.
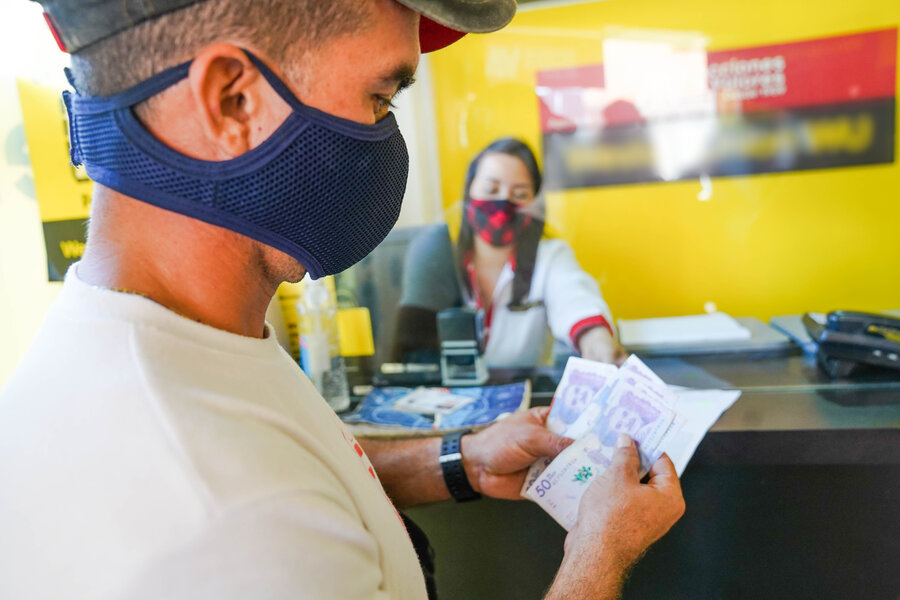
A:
[522,356,739,530]
[617,312,752,346]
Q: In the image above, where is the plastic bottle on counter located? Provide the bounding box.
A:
[296,276,350,412]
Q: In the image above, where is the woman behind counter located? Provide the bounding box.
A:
[394,138,626,368]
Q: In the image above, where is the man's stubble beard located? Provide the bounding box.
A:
[255,240,308,285]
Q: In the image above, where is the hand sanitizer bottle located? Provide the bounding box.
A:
[296,276,350,412]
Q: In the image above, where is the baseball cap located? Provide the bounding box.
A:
[34,0,517,55]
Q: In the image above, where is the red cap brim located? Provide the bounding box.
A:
[419,16,467,53]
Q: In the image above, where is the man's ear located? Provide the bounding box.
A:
[187,43,285,159]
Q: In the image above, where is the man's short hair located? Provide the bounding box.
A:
[70,0,370,97]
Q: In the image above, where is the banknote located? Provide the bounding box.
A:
[613,357,685,469]
[522,355,679,497]
[526,389,682,531]
[571,374,679,475]
[525,357,736,530]
[521,455,554,494]
[620,354,670,398]
[524,432,612,531]
[545,357,619,435]
[522,358,619,496]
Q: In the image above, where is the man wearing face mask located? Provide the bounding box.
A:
[0,1,684,599]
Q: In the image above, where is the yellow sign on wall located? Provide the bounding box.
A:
[17,79,91,280]
[429,0,900,321]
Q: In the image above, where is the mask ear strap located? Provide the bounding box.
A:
[242,50,304,112]
[71,61,192,114]
[70,49,281,114]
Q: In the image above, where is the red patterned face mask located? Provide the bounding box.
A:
[466,199,532,247]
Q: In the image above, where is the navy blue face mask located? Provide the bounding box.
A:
[63,50,409,279]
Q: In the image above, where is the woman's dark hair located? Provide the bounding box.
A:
[456,137,545,308]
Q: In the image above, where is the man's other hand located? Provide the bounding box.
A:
[460,406,573,500]
[567,434,685,571]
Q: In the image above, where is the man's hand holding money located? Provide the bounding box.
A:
[545,434,685,600]
[461,406,575,500]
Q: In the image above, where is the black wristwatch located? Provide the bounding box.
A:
[439,429,481,502]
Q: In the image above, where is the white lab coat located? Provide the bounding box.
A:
[479,239,614,368]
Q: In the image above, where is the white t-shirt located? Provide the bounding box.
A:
[0,266,426,600]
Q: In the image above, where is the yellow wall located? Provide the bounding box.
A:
[429,0,900,320]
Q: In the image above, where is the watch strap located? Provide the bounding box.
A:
[440,429,481,502]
